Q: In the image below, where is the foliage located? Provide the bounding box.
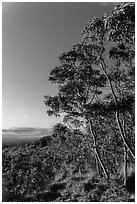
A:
[3,2,135,202]
[2,129,134,201]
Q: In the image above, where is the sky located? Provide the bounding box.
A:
[2,2,117,129]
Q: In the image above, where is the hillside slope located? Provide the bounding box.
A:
[2,129,134,202]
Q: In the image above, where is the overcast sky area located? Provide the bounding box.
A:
[2,2,117,129]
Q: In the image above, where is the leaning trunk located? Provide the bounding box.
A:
[123,145,127,185]
[95,152,100,177]
[100,59,135,159]
[88,118,109,179]
[115,111,135,158]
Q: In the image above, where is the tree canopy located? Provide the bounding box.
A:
[44,2,135,181]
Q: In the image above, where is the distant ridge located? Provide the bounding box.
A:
[2,127,52,133]
[2,127,53,145]
[2,127,52,131]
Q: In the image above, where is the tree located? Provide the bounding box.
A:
[82,2,135,183]
[44,43,109,178]
[52,123,68,142]
[82,2,134,155]
[44,2,135,181]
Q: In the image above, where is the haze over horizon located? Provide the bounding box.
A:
[2,2,116,129]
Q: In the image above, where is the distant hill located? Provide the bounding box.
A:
[2,127,53,145]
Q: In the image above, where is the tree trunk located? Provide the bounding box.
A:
[115,111,135,158]
[100,59,135,159]
[95,148,109,179]
[123,146,127,185]
[95,151,100,177]
[88,118,109,179]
